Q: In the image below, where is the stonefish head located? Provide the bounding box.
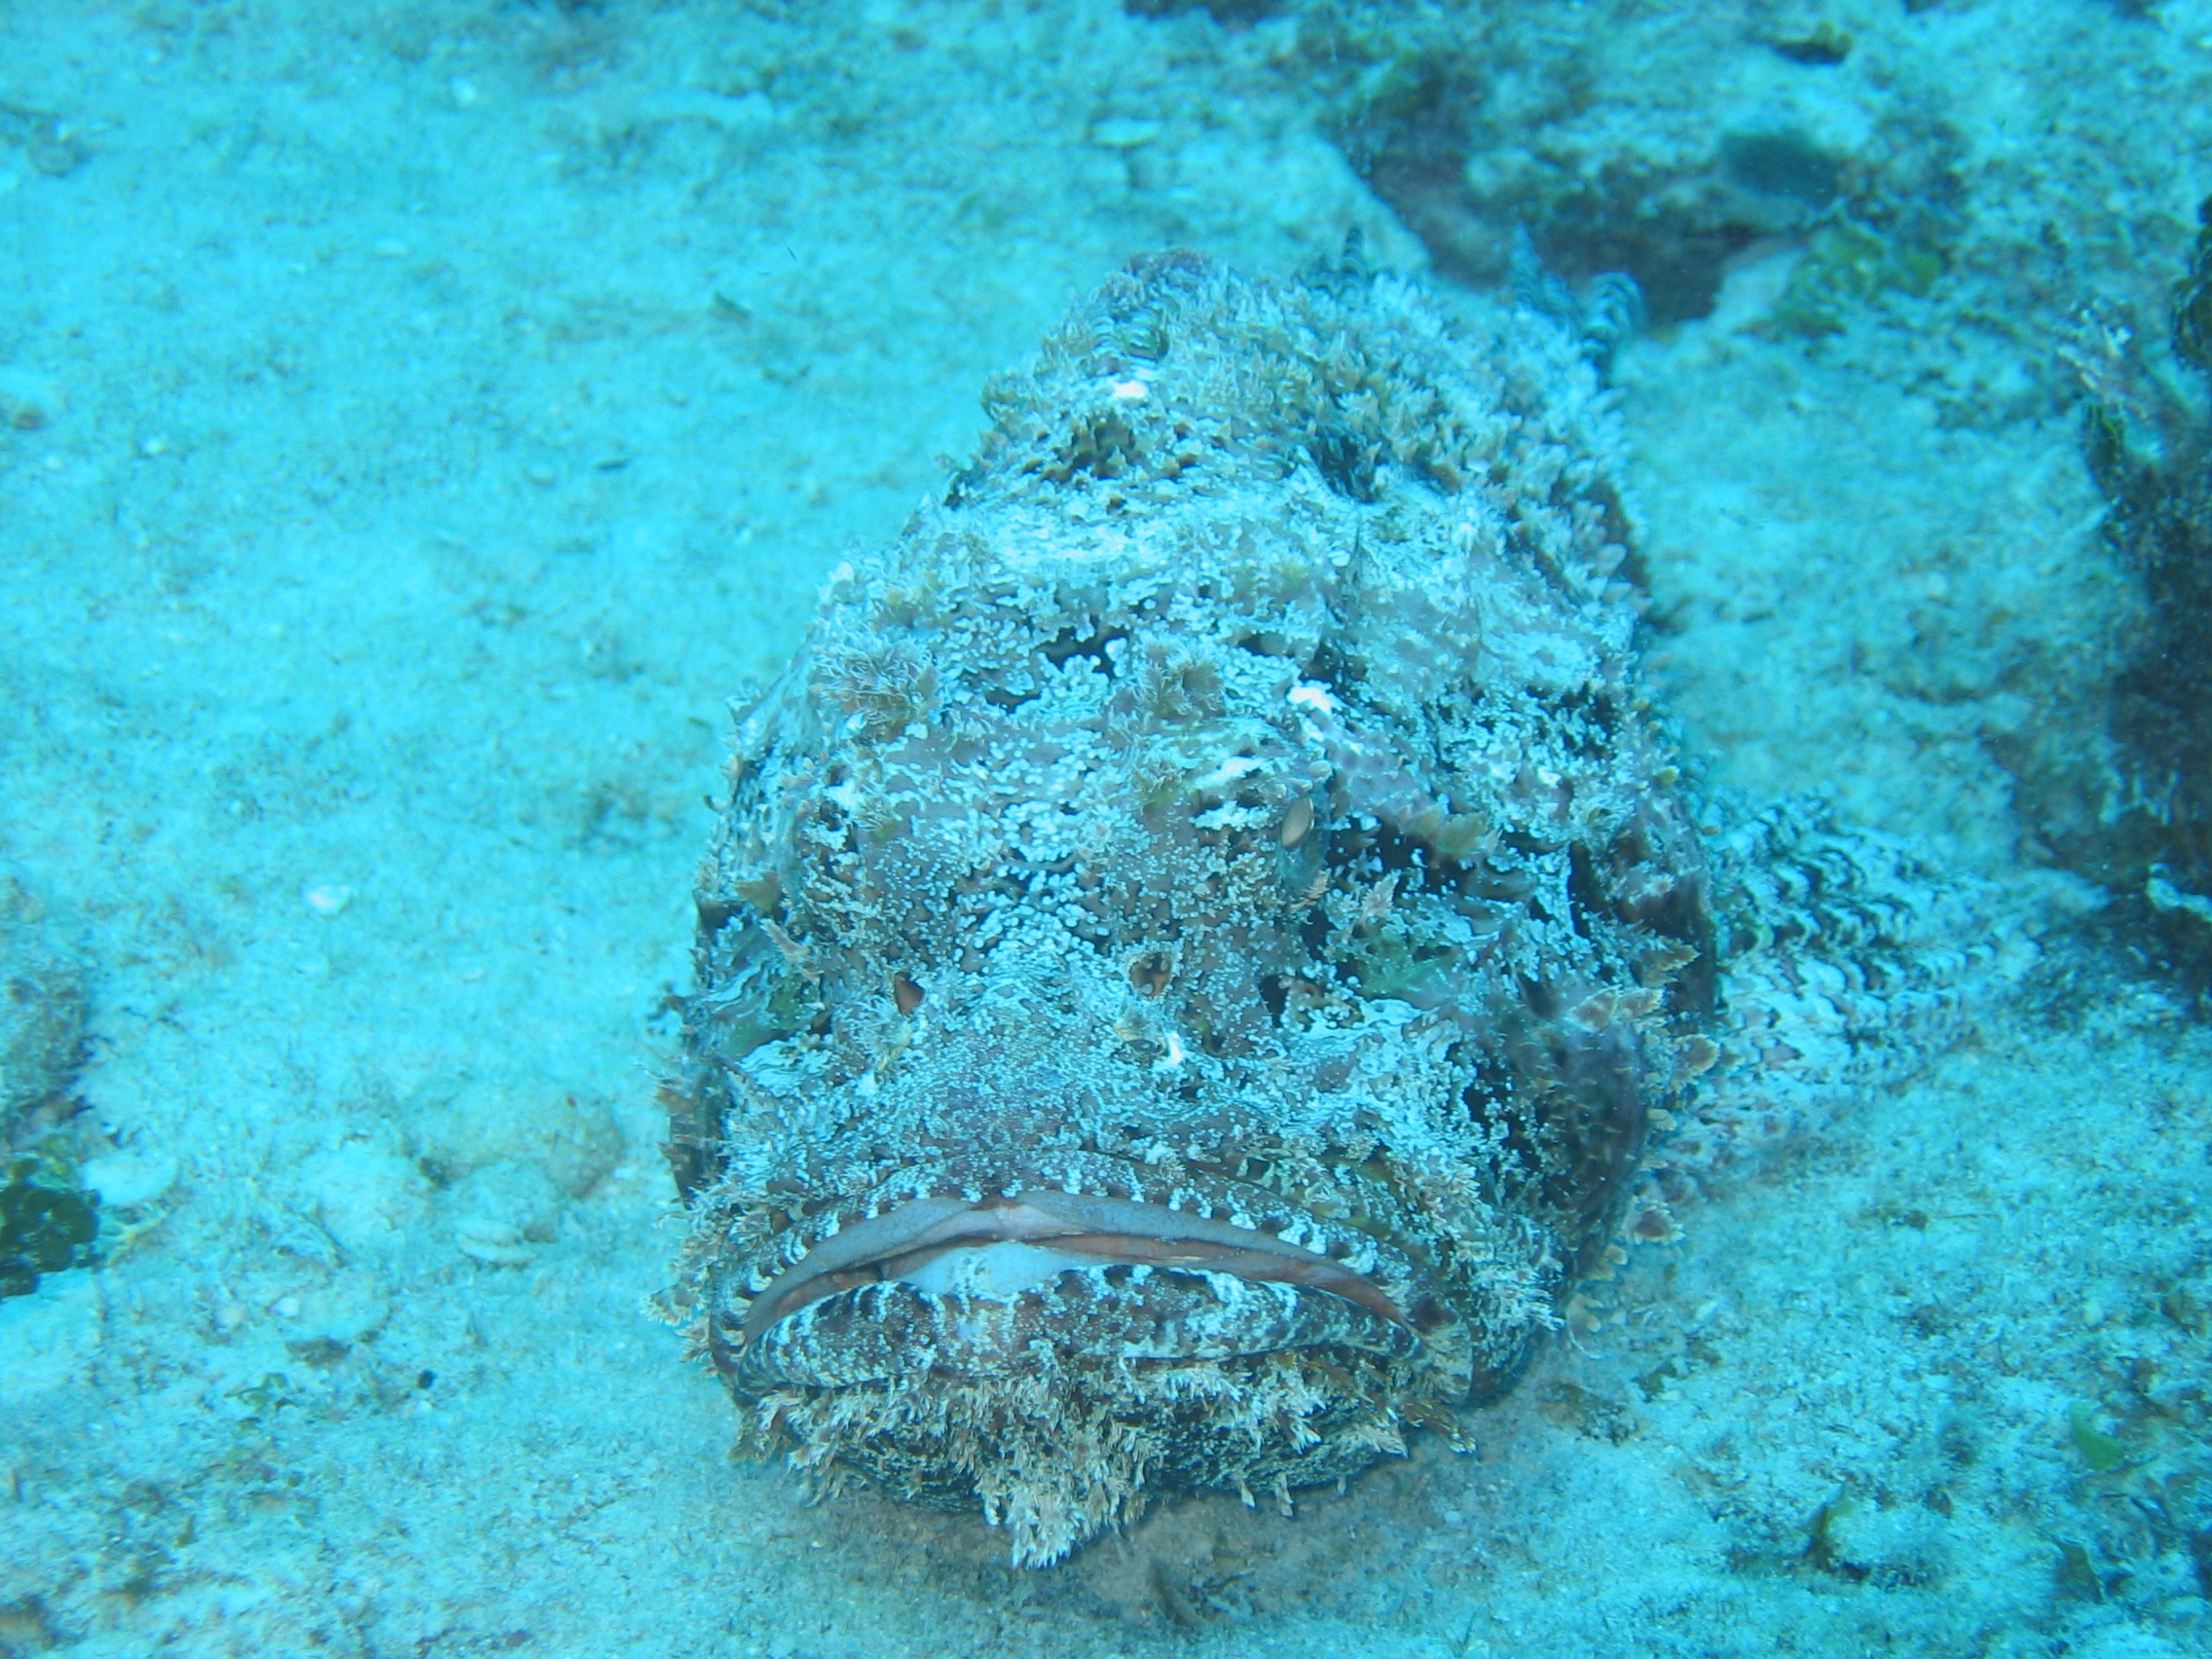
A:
[658,248,1714,1566]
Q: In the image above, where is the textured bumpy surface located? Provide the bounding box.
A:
[1659,796,2035,1198]
[2026,198,2212,994]
[660,250,2016,1566]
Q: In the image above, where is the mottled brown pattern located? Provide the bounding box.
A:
[658,250,2003,1566]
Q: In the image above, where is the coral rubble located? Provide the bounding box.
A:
[2022,199,2212,993]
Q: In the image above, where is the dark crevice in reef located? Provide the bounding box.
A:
[1128,5,1965,333]
[2031,199,2212,1002]
[1335,61,1960,328]
[1122,0,1285,24]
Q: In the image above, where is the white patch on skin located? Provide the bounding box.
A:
[1190,755,1264,793]
[897,1240,1096,1300]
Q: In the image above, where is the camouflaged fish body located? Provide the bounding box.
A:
[659,251,1970,1566]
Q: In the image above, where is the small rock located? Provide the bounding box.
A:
[291,1276,392,1345]
[0,366,65,431]
[404,1076,623,1199]
[1821,1493,1948,1586]
[444,1158,567,1243]
[296,1145,431,1252]
[303,884,353,916]
[455,1217,534,1267]
[79,1154,177,1209]
[1088,116,1161,150]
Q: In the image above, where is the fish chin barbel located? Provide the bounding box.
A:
[657,246,1726,1567]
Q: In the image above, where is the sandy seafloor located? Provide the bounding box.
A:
[3,2,2211,1655]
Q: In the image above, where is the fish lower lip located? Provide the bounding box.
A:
[733,1189,1411,1348]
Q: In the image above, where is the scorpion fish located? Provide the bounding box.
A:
[656,248,2023,1566]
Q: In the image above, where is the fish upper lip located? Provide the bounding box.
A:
[735,1187,1414,1348]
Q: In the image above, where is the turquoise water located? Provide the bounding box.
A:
[2,3,2208,1654]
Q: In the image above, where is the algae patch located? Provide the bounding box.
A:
[0,1156,99,1299]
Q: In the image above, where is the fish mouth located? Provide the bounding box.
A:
[742,1190,1410,1339]
[709,1158,1469,1394]
[699,1155,1513,1567]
